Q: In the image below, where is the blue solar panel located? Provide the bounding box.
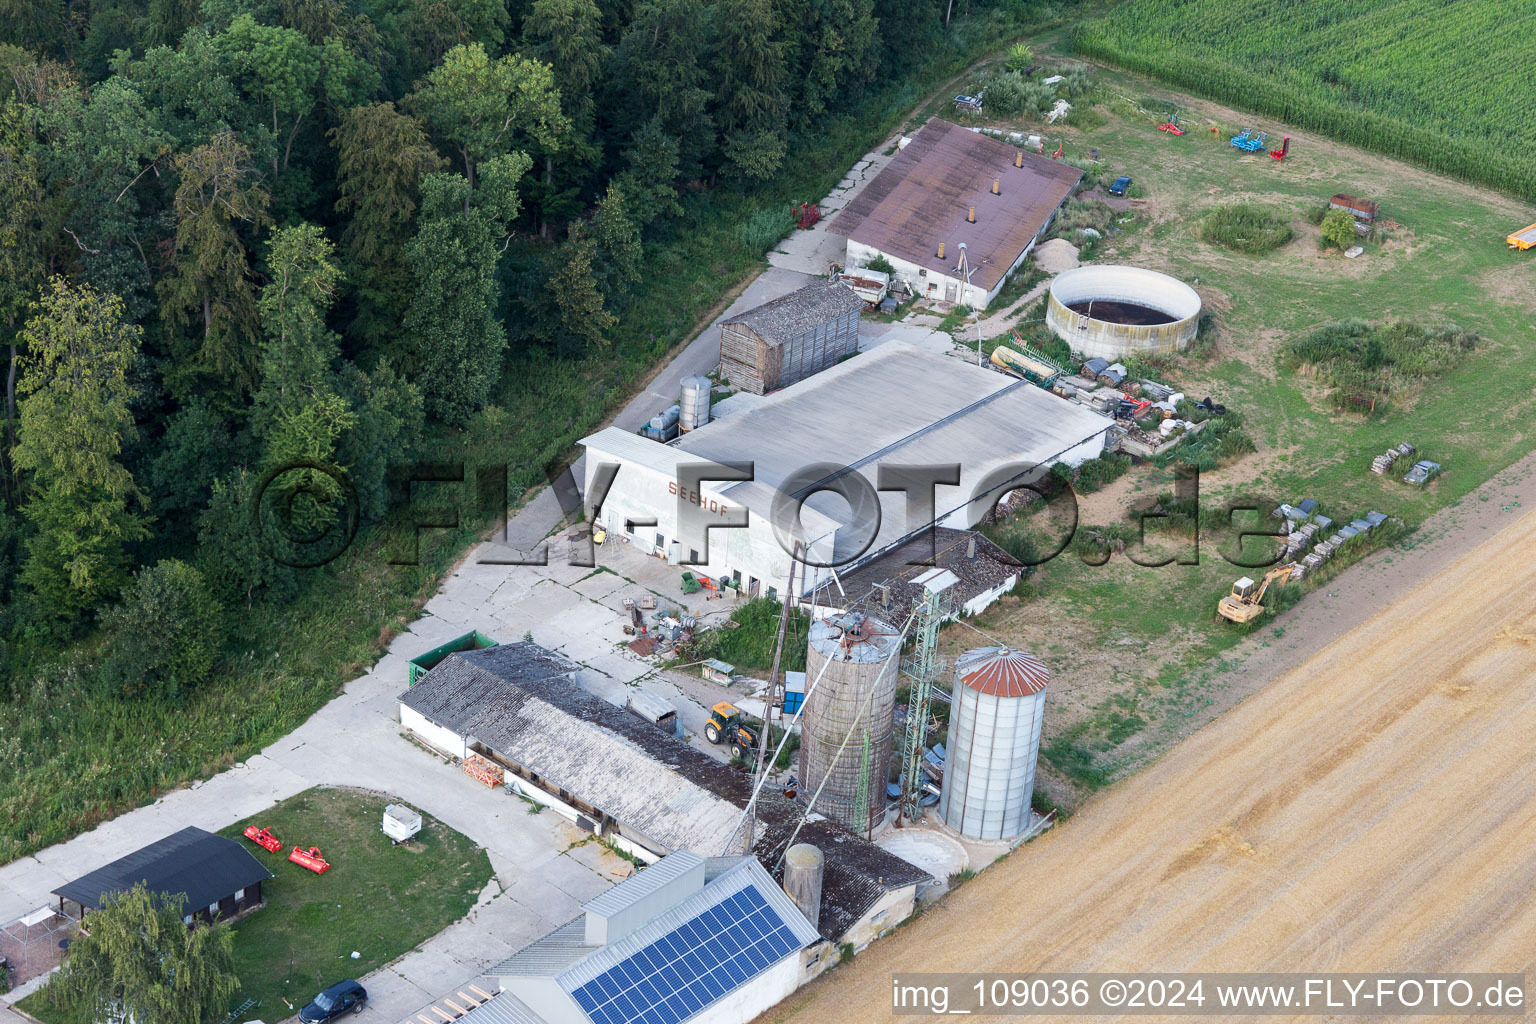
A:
[570,884,803,1024]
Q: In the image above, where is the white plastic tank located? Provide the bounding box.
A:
[679,376,711,432]
[939,647,1049,840]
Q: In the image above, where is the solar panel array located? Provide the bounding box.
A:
[569,886,801,1024]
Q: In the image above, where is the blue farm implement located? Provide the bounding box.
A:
[1231,130,1267,153]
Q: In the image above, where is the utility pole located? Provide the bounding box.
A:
[746,541,799,852]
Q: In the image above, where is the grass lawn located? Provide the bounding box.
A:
[935,36,1536,800]
[20,787,493,1024]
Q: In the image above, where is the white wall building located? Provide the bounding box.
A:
[581,343,1111,600]
[832,118,1083,310]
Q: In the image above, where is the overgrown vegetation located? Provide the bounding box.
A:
[1282,319,1478,413]
[1074,0,1536,197]
[689,597,808,674]
[0,0,1060,864]
[1198,203,1293,254]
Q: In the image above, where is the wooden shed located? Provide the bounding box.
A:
[718,280,865,394]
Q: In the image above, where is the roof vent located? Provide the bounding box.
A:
[936,241,945,259]
[967,205,975,224]
[992,178,1000,195]
[1015,150,1023,168]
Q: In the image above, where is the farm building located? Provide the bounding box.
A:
[52,826,271,925]
[581,342,1111,599]
[469,851,822,1024]
[398,643,928,949]
[718,280,865,395]
[832,119,1082,310]
[805,527,1023,622]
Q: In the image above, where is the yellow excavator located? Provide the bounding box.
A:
[1218,563,1298,623]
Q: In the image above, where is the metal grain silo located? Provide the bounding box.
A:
[799,612,901,837]
[939,646,1049,840]
[678,376,711,432]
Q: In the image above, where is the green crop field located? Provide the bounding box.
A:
[1073,0,1536,199]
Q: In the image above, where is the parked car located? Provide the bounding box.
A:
[299,980,367,1024]
[1404,460,1441,486]
[1108,176,1132,196]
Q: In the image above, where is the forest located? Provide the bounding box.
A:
[1074,0,1536,198]
[0,0,1046,859]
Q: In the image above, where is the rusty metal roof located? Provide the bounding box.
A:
[956,646,1050,697]
[833,119,1082,293]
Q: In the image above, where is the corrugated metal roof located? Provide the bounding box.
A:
[677,343,1111,562]
[721,280,866,347]
[582,850,704,919]
[832,119,1083,292]
[557,858,820,993]
[447,992,549,1024]
[489,918,594,978]
[956,646,1049,697]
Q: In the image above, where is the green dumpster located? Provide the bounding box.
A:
[407,630,498,685]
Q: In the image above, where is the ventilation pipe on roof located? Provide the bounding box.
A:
[992,178,1000,195]
[782,844,824,931]
[936,241,945,259]
[1015,150,1023,168]
[967,534,977,560]
[967,205,976,224]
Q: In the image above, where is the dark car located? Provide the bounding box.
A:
[298,980,367,1024]
[1108,176,1132,197]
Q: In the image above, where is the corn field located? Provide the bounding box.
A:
[1074,0,1536,198]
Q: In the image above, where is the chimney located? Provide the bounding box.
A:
[967,206,975,223]
[936,241,945,259]
[782,844,824,932]
[1015,150,1023,168]
[966,534,977,560]
[876,583,890,609]
[992,178,1000,195]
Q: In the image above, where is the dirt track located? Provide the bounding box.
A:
[767,505,1536,1022]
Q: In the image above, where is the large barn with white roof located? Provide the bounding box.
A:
[580,342,1111,600]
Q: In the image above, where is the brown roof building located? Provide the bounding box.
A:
[833,119,1082,309]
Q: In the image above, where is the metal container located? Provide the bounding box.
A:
[799,612,901,837]
[649,404,681,434]
[782,843,824,931]
[678,377,711,432]
[940,647,1049,840]
[382,803,423,844]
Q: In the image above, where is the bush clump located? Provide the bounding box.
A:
[97,560,224,702]
[1282,319,1477,411]
[1199,203,1294,254]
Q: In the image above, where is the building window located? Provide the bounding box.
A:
[234,889,245,902]
[208,902,220,915]
[872,910,889,925]
[184,914,194,925]
[766,587,777,602]
[655,532,666,549]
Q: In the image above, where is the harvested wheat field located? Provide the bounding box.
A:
[768,508,1536,1022]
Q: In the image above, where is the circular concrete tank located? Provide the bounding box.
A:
[799,611,901,837]
[1046,264,1201,360]
[939,646,1049,841]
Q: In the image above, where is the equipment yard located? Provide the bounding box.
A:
[763,461,1536,1024]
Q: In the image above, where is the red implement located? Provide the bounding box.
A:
[1157,122,1184,135]
[289,845,331,874]
[243,826,283,853]
[793,202,820,229]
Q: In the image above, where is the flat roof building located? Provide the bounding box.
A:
[833,118,1082,309]
[582,343,1110,599]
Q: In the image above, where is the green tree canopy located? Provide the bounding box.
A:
[99,559,225,702]
[48,882,239,1024]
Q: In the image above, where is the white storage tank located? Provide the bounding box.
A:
[679,376,711,432]
[939,647,1049,840]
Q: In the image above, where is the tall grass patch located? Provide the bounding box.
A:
[1199,203,1293,254]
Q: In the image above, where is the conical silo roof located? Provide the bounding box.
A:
[955,646,1048,697]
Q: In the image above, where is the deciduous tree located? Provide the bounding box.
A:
[713,0,787,181]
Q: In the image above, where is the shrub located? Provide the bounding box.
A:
[1006,43,1034,72]
[1282,319,1477,408]
[864,253,896,275]
[1199,203,1294,254]
[973,70,1058,117]
[97,560,224,703]
[1319,207,1357,250]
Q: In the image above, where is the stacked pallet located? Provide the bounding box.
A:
[462,754,504,788]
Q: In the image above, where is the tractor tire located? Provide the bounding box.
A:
[705,723,720,744]
[731,743,746,760]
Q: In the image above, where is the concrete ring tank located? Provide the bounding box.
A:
[1046,264,1202,360]
[800,611,902,838]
